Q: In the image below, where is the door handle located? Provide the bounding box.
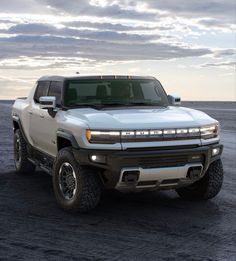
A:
[29,111,33,115]
[40,114,45,119]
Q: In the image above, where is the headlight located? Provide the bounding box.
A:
[86,129,120,144]
[200,124,219,139]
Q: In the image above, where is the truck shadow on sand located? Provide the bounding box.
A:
[0,170,226,260]
[0,170,221,222]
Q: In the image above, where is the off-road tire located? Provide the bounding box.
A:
[176,159,223,200]
[53,147,101,212]
[14,129,36,174]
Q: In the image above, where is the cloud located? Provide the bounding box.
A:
[0,0,50,14]
[0,31,213,69]
[63,20,165,32]
[6,23,159,43]
[0,55,96,70]
[214,49,236,57]
[200,61,236,69]
[131,0,236,26]
[39,0,235,30]
[198,18,233,30]
[0,0,235,70]
[39,0,156,20]
[0,0,235,101]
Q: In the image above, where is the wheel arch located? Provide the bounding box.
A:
[57,130,79,151]
[13,118,29,144]
[13,120,20,131]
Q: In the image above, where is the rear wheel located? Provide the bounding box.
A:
[53,147,101,212]
[176,159,223,200]
[14,129,36,174]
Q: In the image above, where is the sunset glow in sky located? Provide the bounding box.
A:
[0,0,235,100]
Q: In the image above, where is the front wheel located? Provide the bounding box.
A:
[53,147,101,212]
[176,159,224,200]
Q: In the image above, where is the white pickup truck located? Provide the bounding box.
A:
[12,75,223,212]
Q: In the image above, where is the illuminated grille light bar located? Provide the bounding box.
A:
[176,129,188,134]
[200,126,215,132]
[90,131,120,136]
[163,129,176,135]
[86,124,218,143]
[200,125,218,139]
[87,129,120,144]
[189,128,200,133]
[150,130,162,136]
[122,131,135,136]
[200,126,215,136]
[136,130,149,136]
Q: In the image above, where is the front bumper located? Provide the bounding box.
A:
[73,143,223,190]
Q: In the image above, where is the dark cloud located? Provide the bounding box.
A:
[38,0,235,28]
[0,0,234,70]
[0,0,49,13]
[39,0,155,20]
[0,20,214,68]
[0,33,212,68]
[6,23,159,43]
[136,0,235,25]
[63,21,170,32]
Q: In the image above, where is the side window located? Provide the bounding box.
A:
[48,81,62,106]
[34,81,50,103]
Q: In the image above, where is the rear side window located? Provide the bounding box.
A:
[34,81,50,103]
[48,81,62,106]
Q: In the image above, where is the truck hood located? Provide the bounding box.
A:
[66,106,217,130]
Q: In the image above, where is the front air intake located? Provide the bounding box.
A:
[187,166,203,180]
[121,170,140,183]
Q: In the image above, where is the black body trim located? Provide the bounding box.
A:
[57,130,79,149]
[13,117,223,189]
[13,117,28,144]
[72,143,223,188]
[13,117,55,174]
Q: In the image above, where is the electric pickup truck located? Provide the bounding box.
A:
[12,75,224,212]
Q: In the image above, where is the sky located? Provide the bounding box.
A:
[0,0,235,100]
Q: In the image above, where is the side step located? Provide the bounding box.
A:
[28,158,52,175]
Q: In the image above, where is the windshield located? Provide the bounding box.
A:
[64,79,169,108]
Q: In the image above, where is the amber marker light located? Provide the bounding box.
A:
[86,129,92,141]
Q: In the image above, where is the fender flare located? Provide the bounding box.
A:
[12,116,29,144]
[57,129,80,149]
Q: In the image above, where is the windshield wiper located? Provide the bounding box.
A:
[70,103,104,109]
[124,102,167,107]
[100,101,167,107]
[69,102,167,109]
[100,102,128,106]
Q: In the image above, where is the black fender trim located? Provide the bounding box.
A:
[12,116,29,145]
[57,129,79,149]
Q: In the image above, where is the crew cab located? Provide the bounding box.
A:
[12,75,224,212]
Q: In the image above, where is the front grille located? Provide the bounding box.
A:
[137,155,188,169]
[125,145,199,152]
[122,154,204,169]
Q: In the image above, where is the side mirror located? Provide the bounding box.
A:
[39,96,56,110]
[168,94,181,106]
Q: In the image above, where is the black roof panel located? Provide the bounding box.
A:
[38,75,156,82]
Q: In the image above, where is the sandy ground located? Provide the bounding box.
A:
[0,101,235,260]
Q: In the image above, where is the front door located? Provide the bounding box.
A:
[29,81,63,156]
